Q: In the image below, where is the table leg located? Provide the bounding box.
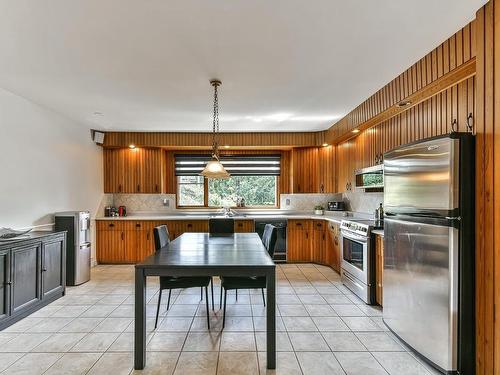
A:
[134,268,146,369]
[266,268,276,369]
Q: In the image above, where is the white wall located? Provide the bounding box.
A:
[0,88,103,230]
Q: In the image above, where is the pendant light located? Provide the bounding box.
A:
[200,79,230,179]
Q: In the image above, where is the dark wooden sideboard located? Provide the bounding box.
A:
[0,231,66,330]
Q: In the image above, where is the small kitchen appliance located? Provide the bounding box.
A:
[327,201,345,211]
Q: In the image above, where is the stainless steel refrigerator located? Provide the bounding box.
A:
[383,133,475,374]
[55,211,91,286]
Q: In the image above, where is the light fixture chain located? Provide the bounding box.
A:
[212,83,219,158]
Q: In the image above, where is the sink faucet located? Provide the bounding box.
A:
[220,207,237,217]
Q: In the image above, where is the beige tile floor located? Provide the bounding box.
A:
[0,263,441,375]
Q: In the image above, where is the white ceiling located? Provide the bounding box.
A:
[0,0,486,132]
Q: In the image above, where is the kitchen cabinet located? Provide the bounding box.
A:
[318,145,336,193]
[96,219,211,263]
[234,219,255,233]
[336,140,356,192]
[292,148,319,193]
[0,232,66,330]
[375,234,384,306]
[326,221,341,272]
[103,148,163,194]
[287,219,312,262]
[312,220,327,264]
[11,243,42,314]
[41,237,65,299]
[0,249,10,321]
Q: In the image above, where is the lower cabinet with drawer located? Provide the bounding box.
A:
[0,231,66,330]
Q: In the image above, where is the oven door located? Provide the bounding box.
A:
[341,230,368,284]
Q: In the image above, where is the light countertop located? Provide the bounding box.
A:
[94,212,362,224]
[372,229,384,236]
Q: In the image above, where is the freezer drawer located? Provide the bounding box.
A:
[74,243,91,286]
[383,217,458,372]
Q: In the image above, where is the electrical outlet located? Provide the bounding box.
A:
[285,198,291,206]
[163,198,169,207]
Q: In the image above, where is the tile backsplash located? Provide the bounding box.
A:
[280,193,342,211]
[342,191,384,215]
[99,192,382,215]
[110,194,176,213]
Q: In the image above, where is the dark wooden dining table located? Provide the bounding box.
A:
[134,232,276,369]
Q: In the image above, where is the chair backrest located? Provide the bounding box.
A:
[153,225,170,251]
[209,218,235,234]
[262,224,278,257]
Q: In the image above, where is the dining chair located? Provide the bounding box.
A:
[219,224,277,328]
[153,225,212,329]
[208,218,235,234]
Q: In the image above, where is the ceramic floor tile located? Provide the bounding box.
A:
[157,317,194,332]
[217,351,259,375]
[173,351,218,375]
[51,305,91,318]
[298,294,328,305]
[255,332,293,352]
[304,304,337,317]
[0,353,24,372]
[296,351,346,375]
[341,317,382,332]
[31,332,86,352]
[183,332,221,351]
[220,332,256,351]
[322,332,366,351]
[80,305,117,318]
[278,304,309,316]
[130,352,179,375]
[289,332,330,351]
[70,332,120,352]
[27,317,74,333]
[257,351,302,375]
[331,304,366,317]
[3,352,62,375]
[59,317,104,332]
[222,316,254,331]
[355,332,404,351]
[313,316,350,331]
[334,352,388,375]
[282,316,318,331]
[0,333,52,352]
[87,352,133,375]
[44,353,102,375]
[147,332,188,351]
[372,352,431,375]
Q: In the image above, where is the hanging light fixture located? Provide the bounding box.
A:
[200,79,230,179]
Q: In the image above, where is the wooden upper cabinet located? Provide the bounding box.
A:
[318,145,336,193]
[336,141,355,193]
[103,148,163,194]
[292,148,319,193]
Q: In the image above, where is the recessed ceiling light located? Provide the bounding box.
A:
[322,143,329,147]
[224,145,230,149]
[397,100,412,108]
[352,129,360,134]
[129,144,136,149]
[93,111,104,116]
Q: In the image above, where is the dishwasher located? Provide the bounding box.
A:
[255,219,287,262]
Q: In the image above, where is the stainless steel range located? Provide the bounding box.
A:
[340,219,382,304]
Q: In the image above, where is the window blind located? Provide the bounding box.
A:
[175,154,281,176]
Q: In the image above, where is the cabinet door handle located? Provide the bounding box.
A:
[136,223,141,228]
[297,184,301,192]
[109,223,115,228]
[187,224,192,228]
[306,232,308,239]
[238,223,243,227]
[320,184,324,193]
[118,184,122,192]
[42,268,47,272]
[137,184,140,192]
[121,232,125,241]
[155,184,159,193]
[147,232,150,240]
[5,281,12,285]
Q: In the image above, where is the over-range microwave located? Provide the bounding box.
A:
[355,164,384,189]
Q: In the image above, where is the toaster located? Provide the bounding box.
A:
[327,201,345,211]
